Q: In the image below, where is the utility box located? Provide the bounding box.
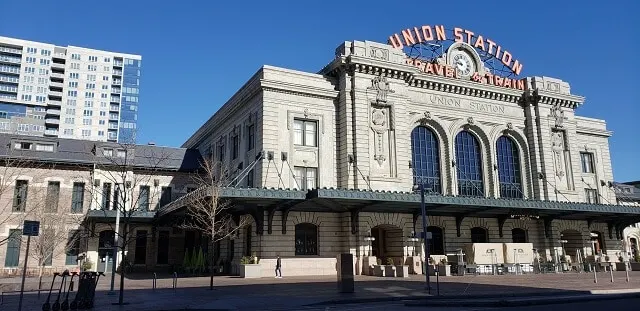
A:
[337,253,354,293]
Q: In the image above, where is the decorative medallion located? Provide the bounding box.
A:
[467,117,474,125]
[506,122,514,130]
[550,105,566,129]
[423,111,431,120]
[369,75,394,103]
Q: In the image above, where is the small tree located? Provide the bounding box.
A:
[182,156,248,290]
[87,139,170,305]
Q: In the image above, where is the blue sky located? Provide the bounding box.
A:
[1,0,638,181]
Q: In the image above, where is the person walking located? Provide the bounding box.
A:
[275,255,282,278]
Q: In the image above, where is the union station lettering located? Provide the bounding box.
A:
[388,25,524,75]
[407,58,526,91]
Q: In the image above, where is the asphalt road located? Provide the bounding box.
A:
[296,297,640,311]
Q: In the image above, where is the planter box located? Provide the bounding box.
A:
[384,265,397,277]
[373,265,386,277]
[438,264,451,276]
[630,262,640,271]
[239,264,261,278]
[395,265,409,277]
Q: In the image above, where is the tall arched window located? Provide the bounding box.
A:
[497,136,523,198]
[295,223,318,255]
[470,227,488,243]
[455,131,484,196]
[512,228,527,243]
[427,226,445,255]
[411,126,441,193]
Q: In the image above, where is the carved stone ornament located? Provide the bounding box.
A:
[467,117,474,125]
[371,108,388,166]
[303,108,309,118]
[369,75,394,103]
[550,105,567,128]
[423,111,431,119]
[551,131,565,177]
[506,122,514,130]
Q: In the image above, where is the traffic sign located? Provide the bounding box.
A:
[22,220,40,236]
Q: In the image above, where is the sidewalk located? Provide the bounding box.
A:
[2,272,640,310]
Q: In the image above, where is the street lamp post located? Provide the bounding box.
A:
[415,183,431,294]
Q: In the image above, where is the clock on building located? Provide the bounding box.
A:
[449,49,476,78]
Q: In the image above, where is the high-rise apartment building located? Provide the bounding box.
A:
[0,36,141,143]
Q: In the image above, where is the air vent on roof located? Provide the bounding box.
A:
[148,141,156,146]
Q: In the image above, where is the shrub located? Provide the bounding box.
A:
[376,258,382,265]
[240,256,252,265]
[81,260,93,271]
[386,258,394,266]
[440,257,448,265]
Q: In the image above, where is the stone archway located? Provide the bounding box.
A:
[370,224,404,264]
[560,230,583,262]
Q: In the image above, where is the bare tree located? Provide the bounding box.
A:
[86,139,170,305]
[182,156,249,290]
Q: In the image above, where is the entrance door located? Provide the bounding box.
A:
[98,230,115,272]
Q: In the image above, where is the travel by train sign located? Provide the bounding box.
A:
[388,25,526,90]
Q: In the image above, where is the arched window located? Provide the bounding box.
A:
[411,126,441,193]
[470,227,488,243]
[512,228,527,243]
[295,223,318,255]
[427,226,445,255]
[497,136,523,198]
[455,131,484,196]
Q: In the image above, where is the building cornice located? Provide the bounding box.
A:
[261,79,339,100]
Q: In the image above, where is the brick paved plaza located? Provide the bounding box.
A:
[2,272,640,310]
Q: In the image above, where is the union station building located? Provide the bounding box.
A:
[2,28,639,276]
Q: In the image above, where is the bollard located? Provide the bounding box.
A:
[153,272,157,290]
[593,264,598,283]
[610,267,614,283]
[172,272,178,290]
[435,270,440,296]
[626,263,630,283]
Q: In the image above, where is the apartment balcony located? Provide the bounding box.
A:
[48,98,62,107]
[0,46,22,54]
[49,81,63,89]
[109,105,119,112]
[0,66,20,75]
[110,97,120,103]
[0,85,18,93]
[111,88,121,94]
[52,53,66,60]
[45,118,60,125]
[112,70,123,76]
[112,80,121,86]
[44,129,59,136]
[113,60,123,67]
[48,90,63,98]
[51,62,65,70]
[108,122,118,130]
[50,72,65,80]
[46,109,61,116]
[0,75,19,84]
[0,55,21,65]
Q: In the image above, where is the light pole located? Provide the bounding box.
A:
[414,183,431,294]
[364,236,376,257]
[109,204,121,294]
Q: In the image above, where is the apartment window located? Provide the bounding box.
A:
[86,83,95,89]
[26,57,36,63]
[81,130,91,137]
[38,68,48,75]
[41,50,51,56]
[35,96,46,103]
[68,90,77,97]
[231,134,239,159]
[22,85,33,92]
[24,67,35,74]
[65,230,81,265]
[103,76,109,81]
[83,110,93,116]
[134,230,148,264]
[83,118,92,125]
[116,149,126,158]
[67,99,77,106]
[88,65,96,71]
[71,53,81,60]
[585,189,598,204]
[69,73,79,79]
[98,130,104,136]
[4,229,21,267]
[36,86,46,94]
[101,94,108,99]
[64,117,75,124]
[85,92,95,98]
[580,152,595,173]
[68,81,78,87]
[85,101,94,108]
[99,111,106,116]
[247,124,255,150]
[102,85,108,90]
[157,231,170,264]
[102,183,112,210]
[104,57,111,63]
[17,124,30,132]
[87,74,96,81]
[293,119,317,146]
[40,59,50,66]
[13,180,29,212]
[159,187,172,207]
[21,94,32,101]
[88,56,98,62]
[27,47,37,54]
[63,129,73,135]
[99,120,106,125]
[70,63,80,70]
[66,108,76,114]
[45,181,60,212]
[71,182,85,213]
[138,186,150,211]
[35,144,54,152]
[293,167,317,190]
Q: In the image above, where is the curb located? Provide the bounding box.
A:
[403,292,640,308]
[303,290,589,306]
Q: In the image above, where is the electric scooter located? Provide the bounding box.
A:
[61,272,77,311]
[85,272,104,309]
[69,272,87,311]
[42,272,59,311]
[52,270,69,311]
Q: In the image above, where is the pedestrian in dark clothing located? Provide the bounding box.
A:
[275,255,282,278]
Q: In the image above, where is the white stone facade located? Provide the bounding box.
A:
[183,40,628,276]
